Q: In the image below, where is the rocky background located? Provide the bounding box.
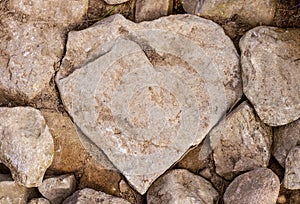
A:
[0,0,299,203]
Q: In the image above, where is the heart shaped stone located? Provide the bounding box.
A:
[56,14,241,194]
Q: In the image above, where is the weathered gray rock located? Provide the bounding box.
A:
[28,198,51,204]
[38,174,76,204]
[240,27,300,126]
[223,168,280,204]
[0,17,64,105]
[104,0,129,5]
[63,188,131,204]
[0,174,29,204]
[284,146,300,190]
[9,0,88,27]
[135,0,173,22]
[56,14,242,194]
[0,107,54,187]
[273,118,300,167]
[210,101,272,179]
[181,0,276,26]
[147,169,219,203]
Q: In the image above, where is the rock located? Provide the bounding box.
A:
[104,0,129,5]
[147,169,219,203]
[284,146,300,190]
[272,118,300,167]
[210,101,272,179]
[135,0,173,22]
[181,0,276,26]
[0,107,54,187]
[240,26,300,126]
[9,0,88,27]
[56,14,242,194]
[38,174,76,204]
[63,188,131,204]
[0,174,29,204]
[223,168,280,204]
[0,16,64,106]
[28,198,51,204]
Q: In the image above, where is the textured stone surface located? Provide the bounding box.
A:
[0,16,64,105]
[147,169,219,203]
[56,14,241,194]
[240,26,300,126]
[28,198,51,204]
[181,0,276,26]
[0,107,54,187]
[0,174,29,204]
[9,0,88,27]
[223,168,280,204]
[273,118,300,167]
[104,0,129,5]
[284,146,300,190]
[135,0,173,22]
[210,101,272,179]
[38,174,76,204]
[63,188,131,204]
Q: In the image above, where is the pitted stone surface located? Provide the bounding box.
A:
[0,16,64,104]
[180,0,276,26]
[284,146,300,190]
[210,101,272,179]
[0,107,54,187]
[63,188,131,204]
[28,198,51,204]
[104,0,129,5]
[147,169,219,203]
[240,26,300,126]
[273,118,300,167]
[9,0,88,27]
[56,14,242,194]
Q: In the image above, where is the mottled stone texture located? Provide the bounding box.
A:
[0,107,54,187]
[56,14,242,194]
[240,27,300,126]
[104,0,129,5]
[284,146,300,190]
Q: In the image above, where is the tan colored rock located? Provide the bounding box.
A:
[0,174,29,204]
[223,168,280,204]
[0,107,54,187]
[240,26,300,126]
[211,101,272,179]
[9,0,88,27]
[38,174,76,204]
[0,17,64,106]
[273,118,300,167]
[284,147,300,190]
[147,169,219,203]
[28,198,50,204]
[135,0,173,22]
[104,0,129,5]
[56,14,241,194]
[181,0,276,26]
[63,188,131,204]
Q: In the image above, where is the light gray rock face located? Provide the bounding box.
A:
[63,188,131,204]
[9,0,88,27]
[240,27,300,126]
[0,107,54,187]
[284,146,300,190]
[273,119,300,167]
[56,14,242,194]
[180,0,276,26]
[135,0,173,22]
[210,101,272,179]
[147,169,219,204]
[0,16,64,104]
[104,0,129,5]
[0,174,29,204]
[223,168,280,204]
[38,174,76,204]
[28,198,51,204]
